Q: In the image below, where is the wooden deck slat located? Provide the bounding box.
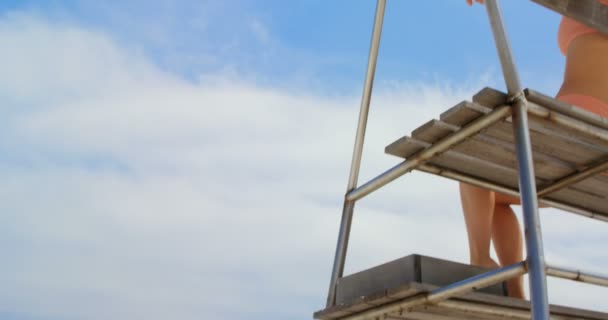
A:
[388,136,608,216]
[410,117,577,181]
[526,111,608,154]
[474,87,608,153]
[472,87,507,108]
[484,121,603,167]
[548,188,608,215]
[315,280,608,320]
[408,118,576,182]
[385,87,608,219]
[386,137,523,189]
[411,305,505,320]
[572,175,608,198]
[439,101,493,126]
[385,136,424,159]
[473,88,608,174]
[411,119,455,143]
[474,87,608,181]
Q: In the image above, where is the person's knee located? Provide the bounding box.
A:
[459,183,494,202]
[460,182,484,195]
[495,192,520,206]
[494,203,512,212]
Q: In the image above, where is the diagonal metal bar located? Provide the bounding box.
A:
[526,89,608,130]
[525,102,608,144]
[325,0,386,308]
[427,262,527,303]
[417,164,608,223]
[346,262,527,320]
[546,264,608,287]
[346,105,512,202]
[538,159,608,197]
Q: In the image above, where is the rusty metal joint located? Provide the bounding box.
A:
[507,91,526,105]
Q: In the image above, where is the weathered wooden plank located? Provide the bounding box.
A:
[385,136,424,159]
[411,119,456,143]
[386,137,523,189]
[439,101,492,127]
[405,309,480,320]
[411,102,588,180]
[539,157,608,198]
[405,90,608,198]
[404,118,575,181]
[547,188,608,215]
[458,291,608,320]
[386,136,608,217]
[473,87,508,108]
[526,88,608,130]
[314,283,426,320]
[471,133,575,180]
[385,315,414,320]
[430,148,608,217]
[571,177,608,198]
[472,113,608,197]
[474,87,608,155]
[386,86,608,220]
[526,106,608,153]
[410,304,504,320]
[440,99,588,175]
[316,275,608,320]
[482,120,602,167]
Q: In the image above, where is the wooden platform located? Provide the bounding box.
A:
[314,255,608,320]
[335,255,506,306]
[385,87,608,219]
[316,282,608,320]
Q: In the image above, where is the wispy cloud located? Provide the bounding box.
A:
[0,10,606,320]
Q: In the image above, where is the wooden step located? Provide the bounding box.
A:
[385,87,608,219]
[314,255,608,320]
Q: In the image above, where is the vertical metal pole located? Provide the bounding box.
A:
[325,0,386,307]
[347,0,386,191]
[484,1,550,319]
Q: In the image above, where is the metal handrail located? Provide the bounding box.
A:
[547,264,608,287]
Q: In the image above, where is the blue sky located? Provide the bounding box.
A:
[1,1,606,320]
[0,0,565,91]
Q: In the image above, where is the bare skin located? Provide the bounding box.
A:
[463,0,608,299]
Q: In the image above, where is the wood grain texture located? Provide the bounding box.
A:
[385,87,608,218]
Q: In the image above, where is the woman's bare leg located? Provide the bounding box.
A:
[492,201,525,299]
[459,183,499,269]
[460,185,525,298]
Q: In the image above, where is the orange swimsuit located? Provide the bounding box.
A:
[558,0,608,55]
[556,0,608,118]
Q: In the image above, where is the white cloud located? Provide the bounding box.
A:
[1,12,607,320]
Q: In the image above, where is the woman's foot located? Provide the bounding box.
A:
[471,257,525,299]
[471,257,500,270]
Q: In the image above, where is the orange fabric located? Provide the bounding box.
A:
[556,94,608,118]
[558,0,608,55]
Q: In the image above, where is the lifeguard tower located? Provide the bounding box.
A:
[314,1,608,319]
